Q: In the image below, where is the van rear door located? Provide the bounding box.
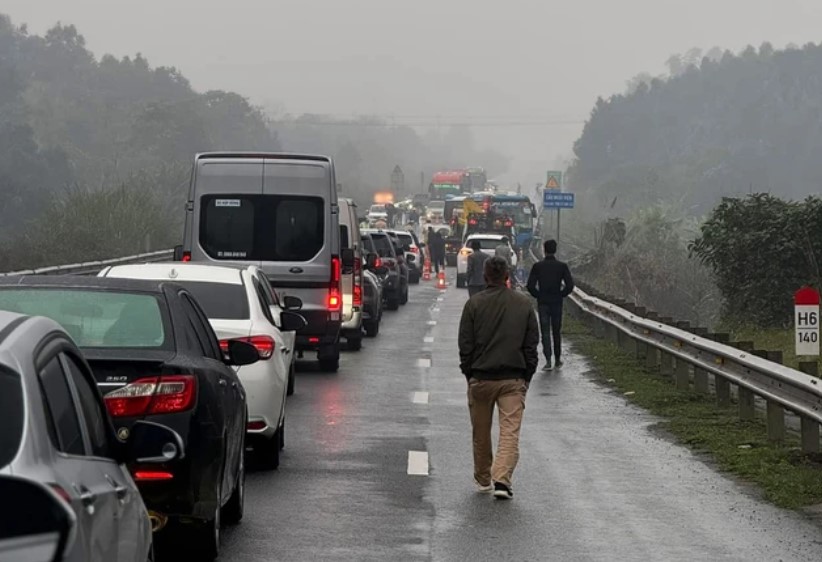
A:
[192,157,264,266]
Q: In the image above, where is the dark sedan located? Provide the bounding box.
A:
[0,276,259,561]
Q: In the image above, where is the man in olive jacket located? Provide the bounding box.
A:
[458,257,539,500]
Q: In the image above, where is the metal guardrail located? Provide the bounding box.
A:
[568,287,822,452]
[0,249,175,277]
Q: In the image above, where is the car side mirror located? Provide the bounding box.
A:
[341,248,355,268]
[283,295,302,311]
[280,311,308,332]
[225,339,260,366]
[0,476,75,562]
[418,242,426,249]
[173,245,184,261]
[125,420,185,463]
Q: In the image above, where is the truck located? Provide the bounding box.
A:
[428,170,469,200]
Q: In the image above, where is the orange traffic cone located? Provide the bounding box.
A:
[436,270,446,290]
[422,256,431,281]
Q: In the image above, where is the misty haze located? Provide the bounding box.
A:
[2,1,822,561]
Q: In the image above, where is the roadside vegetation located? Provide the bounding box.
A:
[565,316,822,510]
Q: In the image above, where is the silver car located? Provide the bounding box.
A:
[0,311,184,562]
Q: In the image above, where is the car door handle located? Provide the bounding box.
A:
[77,486,97,509]
[106,475,129,501]
[281,346,290,354]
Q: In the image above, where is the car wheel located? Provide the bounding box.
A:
[222,435,245,524]
[400,286,409,305]
[286,362,295,396]
[189,505,220,561]
[385,293,400,311]
[348,335,363,351]
[279,417,285,450]
[256,432,281,470]
[456,274,466,288]
[364,320,380,338]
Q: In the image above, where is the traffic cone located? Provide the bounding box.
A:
[422,256,431,281]
[437,270,446,290]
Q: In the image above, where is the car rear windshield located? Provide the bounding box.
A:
[470,239,506,250]
[0,366,24,469]
[396,233,414,247]
[369,234,395,258]
[0,289,171,349]
[200,195,324,262]
[174,281,249,320]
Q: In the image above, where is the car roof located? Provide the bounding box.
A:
[103,263,245,285]
[0,275,171,293]
[466,234,507,241]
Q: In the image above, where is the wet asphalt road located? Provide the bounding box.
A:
[220,274,822,562]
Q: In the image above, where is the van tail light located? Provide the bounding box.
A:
[104,376,196,417]
[182,251,191,262]
[353,257,362,306]
[329,256,341,311]
[219,335,275,360]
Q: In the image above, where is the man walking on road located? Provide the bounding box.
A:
[459,257,539,500]
[466,239,490,297]
[526,239,574,371]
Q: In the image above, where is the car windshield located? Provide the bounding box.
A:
[0,365,23,469]
[468,239,505,251]
[368,234,395,257]
[173,281,250,320]
[0,289,171,349]
[370,205,385,213]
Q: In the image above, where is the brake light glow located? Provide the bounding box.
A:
[411,246,419,254]
[353,285,363,307]
[469,219,478,226]
[374,257,383,268]
[353,257,363,306]
[309,337,320,344]
[220,335,275,360]
[104,376,196,417]
[133,471,174,482]
[329,256,341,311]
[182,251,191,262]
[247,420,267,431]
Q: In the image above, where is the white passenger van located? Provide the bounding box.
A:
[176,152,352,372]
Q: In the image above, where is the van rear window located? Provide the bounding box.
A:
[200,195,324,262]
[0,366,23,469]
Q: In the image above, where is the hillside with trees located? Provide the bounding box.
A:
[568,42,822,218]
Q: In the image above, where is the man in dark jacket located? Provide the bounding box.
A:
[526,239,574,371]
[429,229,446,274]
[465,239,490,296]
[459,257,539,500]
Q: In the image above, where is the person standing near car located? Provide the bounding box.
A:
[459,257,539,500]
[430,229,446,274]
[526,239,574,371]
[466,239,490,297]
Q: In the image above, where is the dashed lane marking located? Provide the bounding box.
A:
[432,307,440,312]
[416,358,432,368]
[437,297,445,302]
[412,391,429,404]
[407,451,429,476]
[424,336,434,343]
[427,320,437,326]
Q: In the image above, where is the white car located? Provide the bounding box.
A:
[98,263,306,469]
[367,204,389,223]
[456,234,518,288]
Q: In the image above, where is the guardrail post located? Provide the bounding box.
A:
[675,353,690,390]
[799,362,820,453]
[765,351,785,442]
[645,345,659,370]
[660,350,673,377]
[713,334,733,407]
[738,351,766,421]
[692,326,710,394]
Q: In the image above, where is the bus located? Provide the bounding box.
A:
[467,193,537,248]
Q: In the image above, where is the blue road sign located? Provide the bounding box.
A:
[543,191,575,209]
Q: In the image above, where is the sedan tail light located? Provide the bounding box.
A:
[133,471,174,482]
[104,375,196,417]
[220,335,275,360]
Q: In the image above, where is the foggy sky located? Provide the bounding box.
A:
[5,0,822,183]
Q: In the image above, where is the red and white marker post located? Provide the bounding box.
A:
[794,286,820,357]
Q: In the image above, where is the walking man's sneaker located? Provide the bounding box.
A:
[542,362,553,372]
[554,359,563,369]
[493,482,513,500]
[475,480,494,493]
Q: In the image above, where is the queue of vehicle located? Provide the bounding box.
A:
[0,152,421,562]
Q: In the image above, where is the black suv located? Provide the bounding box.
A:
[361,230,408,310]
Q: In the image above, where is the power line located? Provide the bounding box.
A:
[269,118,584,128]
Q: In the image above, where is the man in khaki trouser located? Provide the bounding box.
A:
[458,257,539,500]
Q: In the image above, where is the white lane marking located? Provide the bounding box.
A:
[432,307,440,313]
[416,358,432,368]
[407,451,429,476]
[424,336,434,343]
[412,391,429,404]
[427,320,437,326]
[437,297,445,302]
